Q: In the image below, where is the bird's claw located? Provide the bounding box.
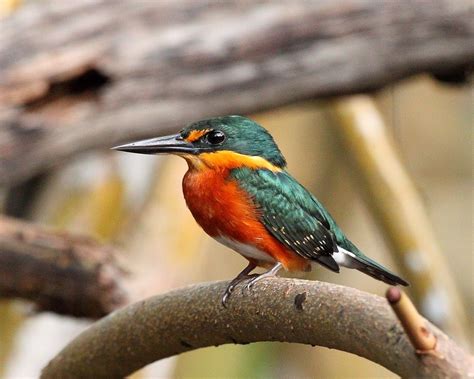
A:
[221,290,232,308]
[240,274,260,295]
[223,263,282,306]
[243,274,272,293]
[222,273,258,307]
[245,282,253,292]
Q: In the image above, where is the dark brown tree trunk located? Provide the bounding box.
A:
[0,215,127,318]
[0,0,472,186]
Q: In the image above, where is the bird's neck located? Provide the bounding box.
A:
[182,151,282,173]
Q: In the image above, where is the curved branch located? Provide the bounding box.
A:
[42,279,473,378]
[1,0,473,186]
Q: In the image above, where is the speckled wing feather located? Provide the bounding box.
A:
[231,168,340,272]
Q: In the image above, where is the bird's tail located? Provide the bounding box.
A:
[351,253,409,286]
[337,241,409,286]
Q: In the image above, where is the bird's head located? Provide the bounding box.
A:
[113,115,287,170]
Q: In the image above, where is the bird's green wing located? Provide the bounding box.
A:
[231,168,340,272]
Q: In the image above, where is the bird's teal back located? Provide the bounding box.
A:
[231,167,343,271]
[231,167,348,244]
[231,167,407,285]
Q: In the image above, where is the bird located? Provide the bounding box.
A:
[113,115,408,305]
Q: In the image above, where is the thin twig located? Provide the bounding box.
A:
[386,287,437,354]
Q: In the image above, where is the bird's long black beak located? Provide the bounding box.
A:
[112,133,198,155]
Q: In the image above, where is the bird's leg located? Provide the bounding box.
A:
[245,262,283,291]
[222,261,257,307]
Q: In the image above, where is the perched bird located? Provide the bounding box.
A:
[113,116,408,305]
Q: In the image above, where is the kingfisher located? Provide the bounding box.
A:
[113,116,408,305]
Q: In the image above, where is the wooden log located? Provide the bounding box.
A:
[0,215,127,318]
[0,0,472,186]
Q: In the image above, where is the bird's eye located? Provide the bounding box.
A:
[205,130,226,145]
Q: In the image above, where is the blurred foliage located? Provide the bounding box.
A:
[0,0,21,18]
[3,154,129,377]
[0,302,23,378]
[175,343,280,378]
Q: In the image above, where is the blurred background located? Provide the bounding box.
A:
[0,0,472,378]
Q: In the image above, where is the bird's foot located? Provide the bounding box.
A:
[244,262,283,292]
[222,274,258,306]
[222,262,257,307]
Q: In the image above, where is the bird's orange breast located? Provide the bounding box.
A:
[182,154,310,271]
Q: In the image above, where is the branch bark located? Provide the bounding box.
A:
[1,0,473,186]
[41,279,473,379]
[0,215,127,318]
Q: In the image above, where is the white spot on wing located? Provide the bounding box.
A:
[332,246,359,269]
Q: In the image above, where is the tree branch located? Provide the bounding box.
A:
[0,215,127,318]
[41,279,473,378]
[1,0,473,186]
